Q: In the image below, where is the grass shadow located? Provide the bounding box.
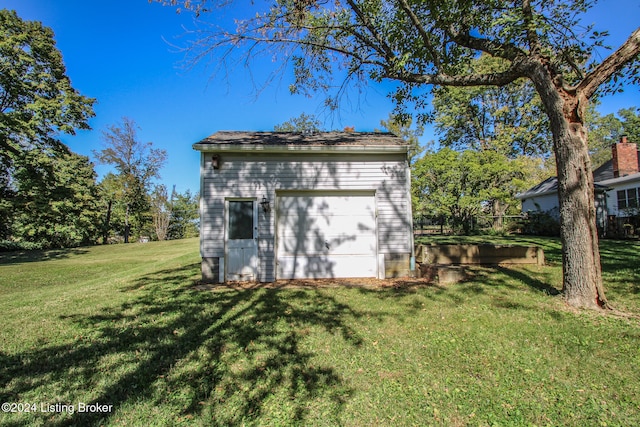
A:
[495,266,561,296]
[0,248,90,265]
[599,239,640,294]
[0,263,366,426]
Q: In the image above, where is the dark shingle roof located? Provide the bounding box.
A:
[592,159,614,182]
[517,176,610,199]
[592,151,640,182]
[518,145,639,199]
[194,131,406,147]
[516,177,558,199]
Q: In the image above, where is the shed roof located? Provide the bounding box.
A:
[193,131,408,153]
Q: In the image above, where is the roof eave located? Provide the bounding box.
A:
[517,184,611,200]
[515,189,557,200]
[597,172,640,186]
[192,143,408,154]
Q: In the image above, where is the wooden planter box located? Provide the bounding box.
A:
[415,244,545,266]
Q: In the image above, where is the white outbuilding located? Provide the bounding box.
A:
[193,131,415,282]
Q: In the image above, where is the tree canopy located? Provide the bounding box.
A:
[588,106,640,166]
[432,55,551,157]
[10,148,102,248]
[413,148,526,233]
[0,9,95,165]
[0,9,99,249]
[274,112,323,133]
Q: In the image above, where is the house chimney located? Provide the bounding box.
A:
[612,135,639,177]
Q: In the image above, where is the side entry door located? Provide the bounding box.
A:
[225,199,258,281]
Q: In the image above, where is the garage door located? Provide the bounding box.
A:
[276,192,377,279]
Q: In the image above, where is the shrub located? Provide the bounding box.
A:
[0,240,44,252]
[522,209,561,236]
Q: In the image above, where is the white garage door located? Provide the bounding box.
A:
[276,192,377,279]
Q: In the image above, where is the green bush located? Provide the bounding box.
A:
[523,209,561,236]
[0,240,44,252]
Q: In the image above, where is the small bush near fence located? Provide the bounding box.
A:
[521,210,561,236]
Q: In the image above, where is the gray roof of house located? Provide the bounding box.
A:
[516,176,610,199]
[592,159,614,182]
[193,131,407,151]
[592,152,640,182]
[516,177,559,199]
[518,150,640,199]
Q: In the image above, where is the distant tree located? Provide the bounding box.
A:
[379,113,424,164]
[0,9,95,169]
[167,189,199,239]
[0,166,14,240]
[11,148,102,248]
[98,173,125,244]
[413,148,525,234]
[94,117,167,243]
[588,106,640,167]
[151,184,172,241]
[618,108,640,141]
[429,55,557,227]
[274,113,322,133]
[432,55,551,158]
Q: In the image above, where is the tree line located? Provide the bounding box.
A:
[0,10,198,250]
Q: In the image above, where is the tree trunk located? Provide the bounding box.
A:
[102,200,112,244]
[531,64,609,310]
[553,120,608,309]
[124,203,130,244]
[492,200,508,231]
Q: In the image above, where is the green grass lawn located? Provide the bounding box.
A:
[1,236,639,426]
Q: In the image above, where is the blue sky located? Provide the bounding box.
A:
[3,0,639,194]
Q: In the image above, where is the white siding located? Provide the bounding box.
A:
[200,152,411,281]
[521,193,560,215]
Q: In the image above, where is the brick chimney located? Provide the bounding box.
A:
[612,135,639,177]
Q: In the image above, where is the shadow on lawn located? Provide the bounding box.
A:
[0,263,365,426]
[599,239,640,295]
[0,248,89,265]
[377,264,566,315]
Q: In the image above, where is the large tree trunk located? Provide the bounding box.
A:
[553,118,608,309]
[530,63,609,310]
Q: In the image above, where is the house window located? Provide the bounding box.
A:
[618,190,627,209]
[617,187,640,211]
[627,188,638,208]
[228,201,254,240]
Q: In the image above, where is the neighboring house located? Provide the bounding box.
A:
[193,131,415,282]
[517,136,640,235]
